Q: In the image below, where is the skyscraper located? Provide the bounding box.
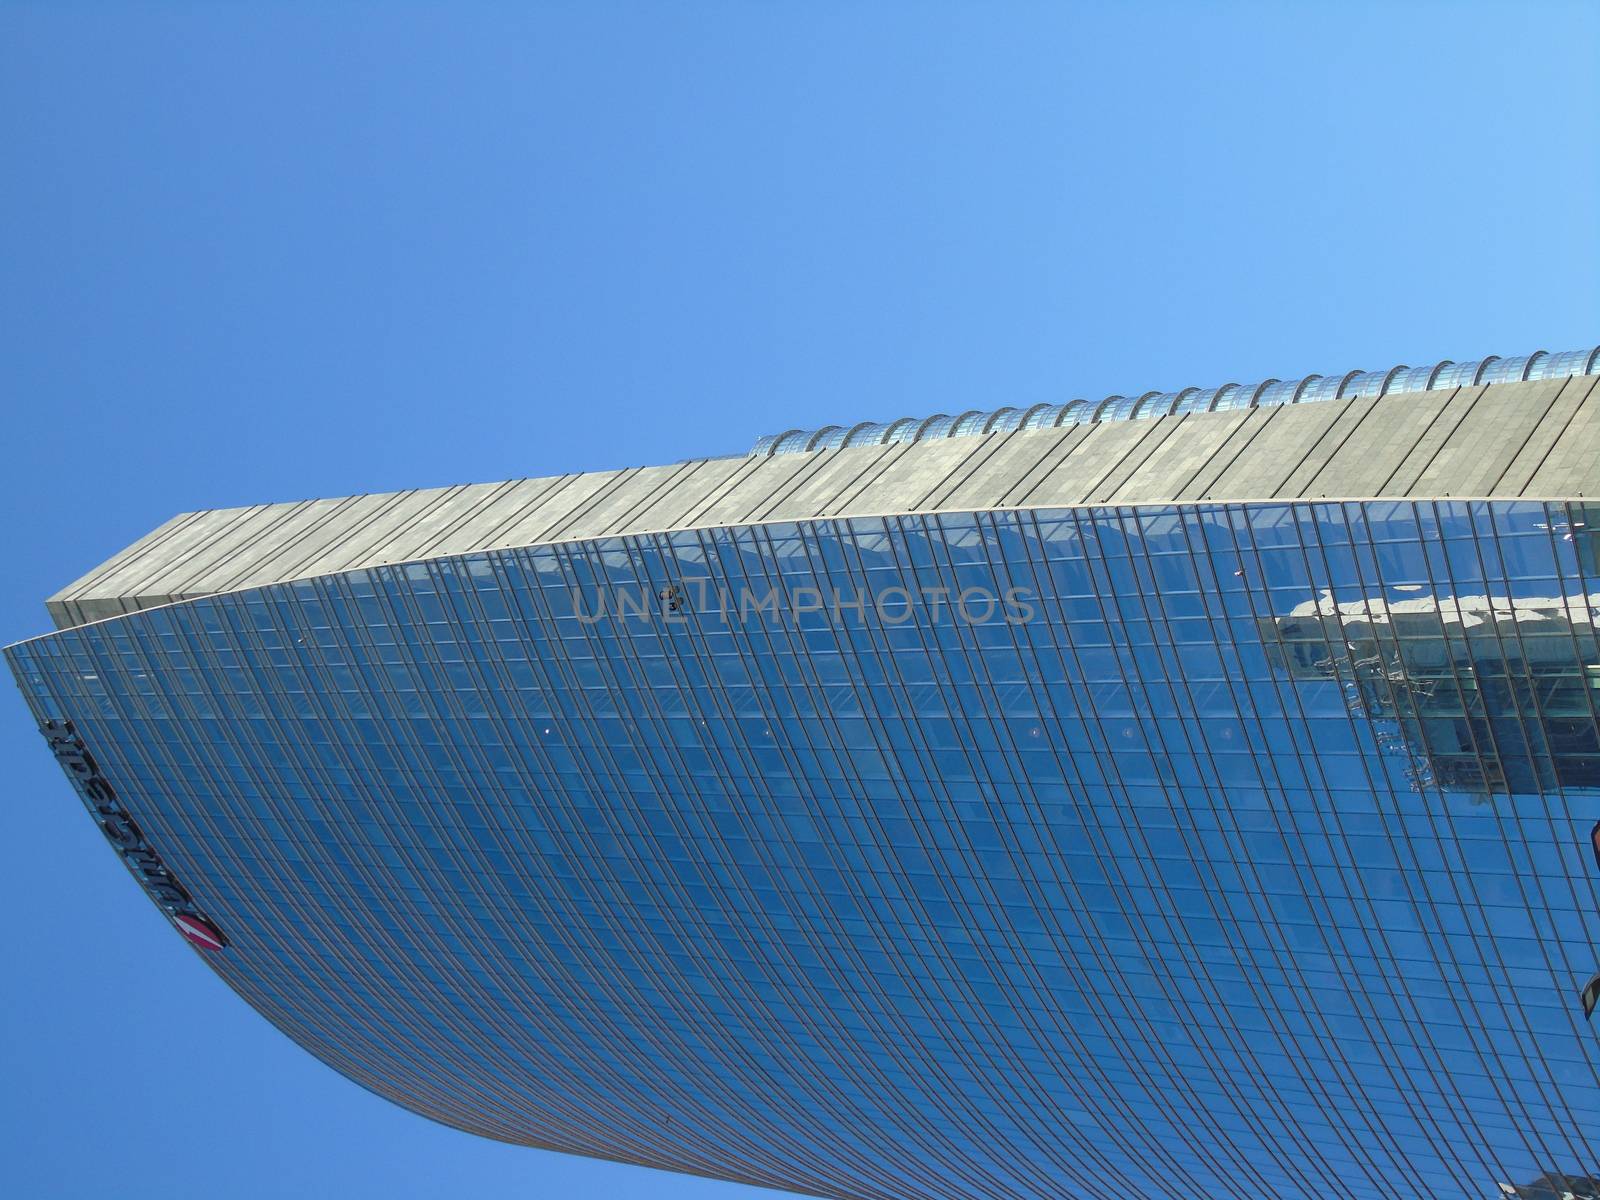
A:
[9,347,1600,1200]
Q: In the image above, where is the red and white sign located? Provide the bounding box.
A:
[174,913,228,951]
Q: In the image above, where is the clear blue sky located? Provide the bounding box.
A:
[2,3,1596,1198]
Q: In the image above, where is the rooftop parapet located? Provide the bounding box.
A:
[752,344,1600,456]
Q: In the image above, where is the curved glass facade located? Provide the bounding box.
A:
[749,345,1600,457]
[8,498,1600,1199]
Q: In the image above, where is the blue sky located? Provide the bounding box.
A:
[1,3,1596,1198]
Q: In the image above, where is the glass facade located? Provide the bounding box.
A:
[8,498,1600,1200]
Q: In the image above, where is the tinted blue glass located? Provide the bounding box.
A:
[8,499,1600,1200]
[841,421,893,448]
[882,417,920,445]
[1434,359,1488,389]
[1097,395,1143,421]
[1254,379,1298,407]
[1203,383,1245,412]
[1389,364,1444,394]
[1341,369,1395,399]
[1132,390,1184,419]
[950,411,988,437]
[1020,403,1063,431]
[1174,386,1227,415]
[1297,373,1353,403]
[1482,355,1536,384]
[807,426,849,451]
[983,408,1023,434]
[1056,400,1092,426]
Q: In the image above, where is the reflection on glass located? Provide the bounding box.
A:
[1261,591,1600,797]
[9,497,1600,1200]
[1499,1174,1600,1200]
